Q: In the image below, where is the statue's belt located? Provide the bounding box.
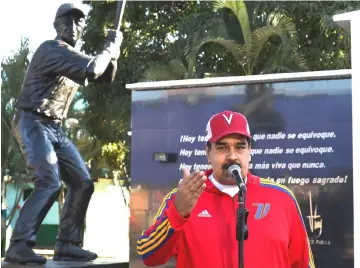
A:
[19,108,62,123]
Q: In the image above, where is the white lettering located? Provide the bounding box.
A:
[180,135,196,143]
[179,163,192,171]
[179,149,193,157]
[194,149,207,156]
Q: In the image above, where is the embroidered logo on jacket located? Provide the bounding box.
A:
[197,210,212,217]
[252,203,271,219]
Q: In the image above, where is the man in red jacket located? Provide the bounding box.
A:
[137,110,315,268]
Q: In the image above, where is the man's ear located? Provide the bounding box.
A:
[53,21,59,32]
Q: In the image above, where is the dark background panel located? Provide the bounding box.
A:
[130,77,353,268]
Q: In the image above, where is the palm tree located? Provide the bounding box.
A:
[1,37,32,240]
[64,91,131,186]
[185,0,307,76]
[141,58,196,82]
[1,37,31,179]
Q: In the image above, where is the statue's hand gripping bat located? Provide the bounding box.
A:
[106,0,127,59]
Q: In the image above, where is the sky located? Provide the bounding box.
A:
[0,0,90,61]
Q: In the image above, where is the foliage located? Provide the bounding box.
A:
[101,141,130,181]
[77,0,360,178]
[140,2,216,81]
[1,38,33,237]
[1,38,31,181]
[185,0,307,76]
[257,1,360,70]
[79,1,214,177]
[142,58,195,81]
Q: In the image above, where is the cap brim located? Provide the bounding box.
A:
[208,130,252,142]
[56,8,85,19]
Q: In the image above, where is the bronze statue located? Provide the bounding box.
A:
[4,3,122,265]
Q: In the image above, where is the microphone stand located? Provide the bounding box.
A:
[235,180,249,268]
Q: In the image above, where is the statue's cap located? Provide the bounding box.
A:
[55,3,86,20]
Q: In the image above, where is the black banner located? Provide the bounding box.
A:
[130,77,353,267]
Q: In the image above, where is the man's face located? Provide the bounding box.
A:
[55,13,85,46]
[206,134,251,185]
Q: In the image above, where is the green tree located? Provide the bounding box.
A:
[79,1,215,178]
[140,2,215,81]
[258,1,360,71]
[1,37,32,238]
[1,37,30,180]
[77,0,360,179]
[142,58,196,81]
[186,0,307,76]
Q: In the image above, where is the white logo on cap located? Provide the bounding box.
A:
[222,114,233,125]
[204,118,213,142]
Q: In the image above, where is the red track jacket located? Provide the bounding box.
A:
[137,170,315,268]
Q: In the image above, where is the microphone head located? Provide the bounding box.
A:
[228,164,246,191]
[228,164,241,175]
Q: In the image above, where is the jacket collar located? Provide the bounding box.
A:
[204,169,259,194]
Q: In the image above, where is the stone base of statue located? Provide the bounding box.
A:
[1,258,129,268]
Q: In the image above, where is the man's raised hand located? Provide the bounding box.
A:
[174,168,207,218]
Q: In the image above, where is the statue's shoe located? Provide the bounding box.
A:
[53,242,98,261]
[4,241,47,265]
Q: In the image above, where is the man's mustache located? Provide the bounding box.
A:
[222,162,241,171]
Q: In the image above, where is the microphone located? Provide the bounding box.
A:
[228,164,247,192]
